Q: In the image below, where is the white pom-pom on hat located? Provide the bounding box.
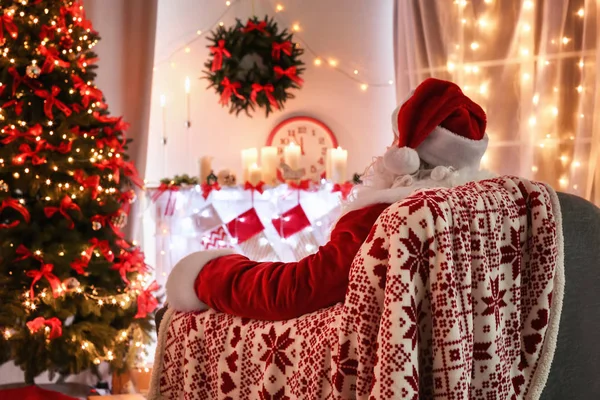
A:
[383,146,420,175]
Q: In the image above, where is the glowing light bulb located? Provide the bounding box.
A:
[523,0,534,10]
[196,29,202,35]
[522,23,531,32]
[470,42,479,50]
[532,93,539,104]
[558,176,568,188]
[576,85,583,93]
[573,161,581,168]
[551,106,558,116]
[313,58,322,66]
[532,165,538,173]
[276,4,284,12]
[562,37,570,44]
[225,0,231,5]
[360,84,368,91]
[577,8,584,17]
[579,60,584,67]
[184,47,191,53]
[292,23,300,32]
[447,61,455,71]
[522,73,530,81]
[528,116,537,126]
[328,59,337,67]
[353,69,359,75]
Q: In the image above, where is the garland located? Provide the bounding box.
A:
[204,16,304,117]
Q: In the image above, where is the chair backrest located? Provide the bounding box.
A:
[542,192,600,399]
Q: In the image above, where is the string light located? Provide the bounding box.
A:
[276,4,284,12]
[577,8,584,17]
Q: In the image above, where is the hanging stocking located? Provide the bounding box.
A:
[226,208,278,261]
[272,203,320,260]
[192,204,232,250]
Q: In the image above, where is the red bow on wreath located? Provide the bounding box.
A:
[34,86,72,120]
[0,14,18,44]
[271,41,292,61]
[1,124,42,145]
[242,20,268,34]
[38,45,70,73]
[219,77,245,106]
[210,39,231,71]
[244,181,265,206]
[274,66,304,85]
[26,263,62,299]
[27,317,62,340]
[44,195,81,229]
[135,281,160,319]
[12,142,46,166]
[0,198,30,228]
[250,83,278,109]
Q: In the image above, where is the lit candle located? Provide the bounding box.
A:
[284,142,301,170]
[241,148,258,183]
[160,94,167,144]
[184,77,191,127]
[199,156,213,184]
[248,163,262,186]
[260,146,278,184]
[330,146,348,183]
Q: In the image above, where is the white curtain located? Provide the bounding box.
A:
[395,0,600,205]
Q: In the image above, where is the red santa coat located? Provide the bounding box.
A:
[166,203,390,321]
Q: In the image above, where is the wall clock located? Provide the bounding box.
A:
[266,116,338,181]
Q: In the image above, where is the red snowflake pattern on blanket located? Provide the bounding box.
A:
[150,177,562,399]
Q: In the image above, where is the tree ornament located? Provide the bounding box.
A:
[204,16,304,117]
[92,220,102,230]
[62,277,80,292]
[0,180,8,192]
[111,210,128,229]
[26,64,41,79]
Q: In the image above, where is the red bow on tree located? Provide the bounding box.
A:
[14,245,42,262]
[250,83,279,109]
[97,136,125,152]
[73,170,100,199]
[95,157,143,188]
[135,281,160,319]
[72,75,103,107]
[44,195,81,229]
[92,112,130,131]
[242,20,268,34]
[76,54,98,70]
[8,67,40,96]
[1,124,42,145]
[70,257,89,275]
[209,39,231,71]
[34,86,72,120]
[332,182,354,200]
[201,182,221,199]
[0,198,31,228]
[39,25,55,41]
[0,13,18,44]
[91,213,124,237]
[118,190,135,214]
[271,41,292,60]
[45,140,73,154]
[1,99,24,116]
[219,77,245,106]
[12,142,46,166]
[38,45,70,73]
[26,263,62,299]
[86,238,114,262]
[112,248,147,284]
[274,66,304,85]
[27,317,62,340]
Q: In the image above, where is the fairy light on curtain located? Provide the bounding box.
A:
[395,0,600,205]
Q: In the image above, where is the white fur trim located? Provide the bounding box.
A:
[527,185,565,400]
[417,126,489,169]
[166,249,236,312]
[383,146,420,175]
[148,306,175,399]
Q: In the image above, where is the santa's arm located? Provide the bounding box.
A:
[166,203,389,321]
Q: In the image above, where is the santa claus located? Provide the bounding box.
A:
[166,78,493,321]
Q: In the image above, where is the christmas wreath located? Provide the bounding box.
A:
[204,16,305,117]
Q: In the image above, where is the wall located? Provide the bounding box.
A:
[146,0,397,183]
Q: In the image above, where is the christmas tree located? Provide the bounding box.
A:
[0,0,158,383]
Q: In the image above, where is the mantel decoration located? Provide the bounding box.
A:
[204,16,305,117]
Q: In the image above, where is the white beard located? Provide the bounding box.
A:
[341,157,496,215]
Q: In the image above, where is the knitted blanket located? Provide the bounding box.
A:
[149,176,564,399]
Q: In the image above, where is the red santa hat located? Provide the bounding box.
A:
[383,78,488,175]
